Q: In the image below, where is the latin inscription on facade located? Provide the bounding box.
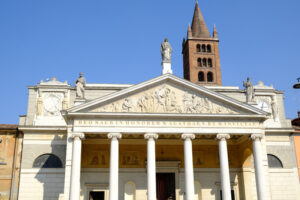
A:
[74,119,261,128]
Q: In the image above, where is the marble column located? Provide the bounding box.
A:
[70,133,85,200]
[181,133,195,200]
[251,134,266,200]
[144,133,159,200]
[108,133,122,200]
[216,134,232,200]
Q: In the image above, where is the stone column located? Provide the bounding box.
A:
[181,133,195,200]
[70,133,85,200]
[144,133,159,200]
[251,134,266,200]
[216,134,232,200]
[108,133,122,200]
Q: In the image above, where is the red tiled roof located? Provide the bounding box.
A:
[0,124,18,130]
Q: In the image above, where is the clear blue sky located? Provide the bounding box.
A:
[1,0,300,124]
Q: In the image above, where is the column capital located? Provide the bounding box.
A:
[216,134,230,141]
[181,133,195,140]
[250,134,263,141]
[108,132,122,140]
[71,132,85,140]
[144,133,159,140]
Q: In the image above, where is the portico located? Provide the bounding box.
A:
[62,74,269,200]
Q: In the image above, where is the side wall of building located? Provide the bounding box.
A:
[18,133,66,200]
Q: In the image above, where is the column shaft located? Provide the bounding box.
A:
[145,133,158,200]
[217,134,232,200]
[70,133,84,200]
[108,133,121,200]
[182,134,195,200]
[252,135,266,200]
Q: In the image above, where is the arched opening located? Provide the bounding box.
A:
[207,72,213,82]
[197,58,202,67]
[207,45,211,53]
[267,154,283,168]
[194,181,202,200]
[198,72,204,82]
[33,154,63,168]
[202,58,207,67]
[124,181,136,200]
[208,58,213,67]
[196,44,201,52]
[201,44,206,52]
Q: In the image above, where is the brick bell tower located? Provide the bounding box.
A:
[182,2,222,85]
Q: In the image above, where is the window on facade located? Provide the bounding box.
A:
[33,153,63,168]
[201,44,206,52]
[207,45,212,53]
[208,58,212,67]
[196,44,201,52]
[197,58,202,67]
[207,72,213,82]
[202,58,207,67]
[198,72,204,82]
[267,154,283,168]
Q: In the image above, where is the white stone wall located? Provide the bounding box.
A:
[80,168,248,200]
[269,168,300,200]
[18,169,65,200]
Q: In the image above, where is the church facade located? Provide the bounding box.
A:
[17,3,299,200]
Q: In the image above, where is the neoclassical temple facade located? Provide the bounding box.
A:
[17,2,299,200]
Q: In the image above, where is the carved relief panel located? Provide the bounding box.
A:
[93,84,239,114]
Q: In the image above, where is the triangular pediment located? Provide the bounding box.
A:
[67,74,267,116]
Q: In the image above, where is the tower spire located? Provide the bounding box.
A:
[191,2,210,38]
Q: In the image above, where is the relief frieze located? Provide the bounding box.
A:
[92,84,239,114]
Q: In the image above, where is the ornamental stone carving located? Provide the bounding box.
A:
[250,134,263,141]
[181,133,195,140]
[36,92,43,116]
[95,84,238,114]
[271,96,279,121]
[216,134,230,141]
[62,93,69,110]
[108,132,122,140]
[71,133,85,140]
[144,133,159,140]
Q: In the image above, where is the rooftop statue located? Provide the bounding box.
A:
[243,77,255,103]
[75,72,86,98]
[161,38,173,63]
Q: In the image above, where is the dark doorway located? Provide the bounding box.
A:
[220,190,235,200]
[89,191,104,200]
[156,173,176,200]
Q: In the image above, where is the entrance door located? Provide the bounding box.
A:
[156,173,176,200]
[89,191,105,200]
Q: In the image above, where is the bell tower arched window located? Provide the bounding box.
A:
[197,58,202,67]
[202,58,207,67]
[208,58,212,67]
[196,44,201,52]
[201,44,206,52]
[207,45,211,53]
[207,72,213,82]
[198,72,204,82]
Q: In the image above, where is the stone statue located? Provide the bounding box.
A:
[75,72,86,98]
[243,77,255,103]
[161,38,173,63]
